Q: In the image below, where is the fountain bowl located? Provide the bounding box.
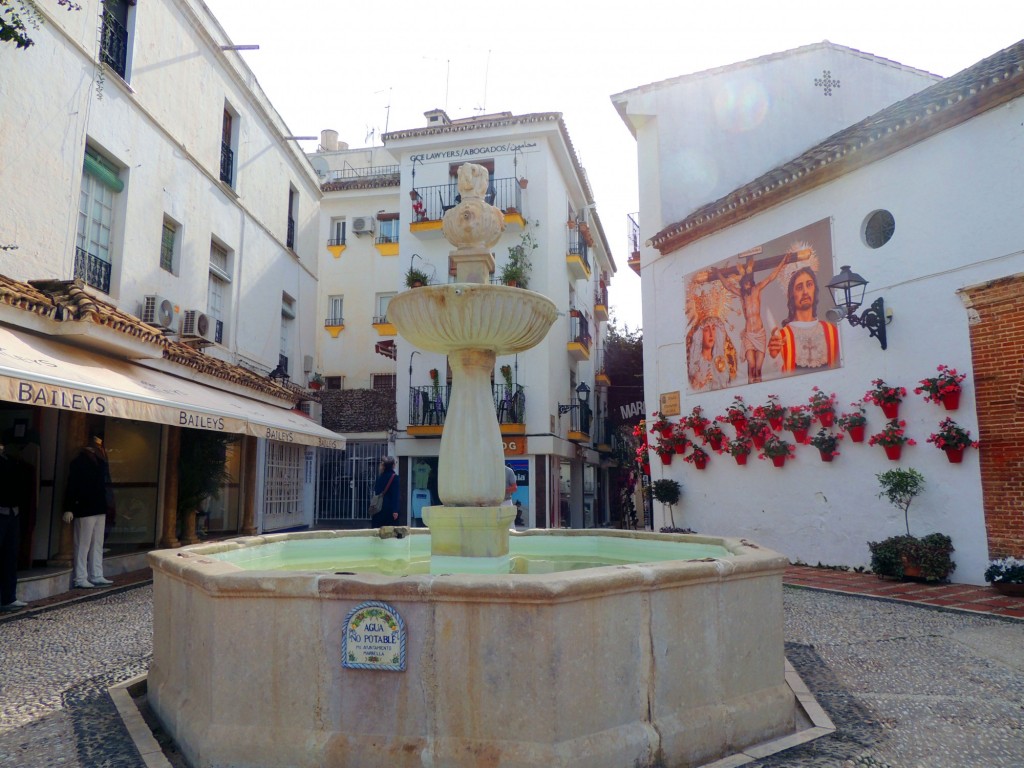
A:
[387,283,558,355]
[147,529,795,768]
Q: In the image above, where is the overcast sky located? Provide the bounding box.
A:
[202,0,1024,330]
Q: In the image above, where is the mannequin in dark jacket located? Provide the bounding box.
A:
[370,456,400,528]
[63,430,115,589]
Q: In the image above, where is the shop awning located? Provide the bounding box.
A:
[0,326,343,449]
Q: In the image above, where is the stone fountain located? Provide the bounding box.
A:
[387,163,557,573]
[146,164,800,768]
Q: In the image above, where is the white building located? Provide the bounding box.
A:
[613,40,1024,584]
[310,110,617,530]
[0,0,340,597]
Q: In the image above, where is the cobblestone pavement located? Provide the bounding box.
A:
[1,584,1022,767]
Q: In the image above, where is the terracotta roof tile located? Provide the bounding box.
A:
[651,39,1024,253]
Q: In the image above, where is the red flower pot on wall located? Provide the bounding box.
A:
[693,456,708,470]
[944,447,964,464]
[881,402,899,419]
[730,417,747,434]
[734,454,748,466]
[751,433,766,450]
[791,427,809,444]
[659,453,672,465]
[768,417,783,431]
[884,445,902,461]
[673,443,686,454]
[848,425,866,443]
[818,412,834,428]
[709,436,723,451]
[941,391,961,411]
[771,455,786,468]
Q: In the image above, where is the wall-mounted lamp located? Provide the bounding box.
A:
[557,382,591,414]
[825,265,888,350]
[268,362,290,381]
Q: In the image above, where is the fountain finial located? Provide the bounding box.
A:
[443,162,505,283]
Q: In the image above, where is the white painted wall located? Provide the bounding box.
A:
[639,94,1024,584]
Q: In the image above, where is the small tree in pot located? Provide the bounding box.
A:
[652,478,682,529]
[868,468,956,582]
[178,429,237,544]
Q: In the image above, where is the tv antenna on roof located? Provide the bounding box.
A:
[474,49,491,113]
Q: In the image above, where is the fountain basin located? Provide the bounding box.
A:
[148,530,795,768]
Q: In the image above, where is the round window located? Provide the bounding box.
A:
[864,210,895,249]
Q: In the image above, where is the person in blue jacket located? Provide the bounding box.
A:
[371,456,400,528]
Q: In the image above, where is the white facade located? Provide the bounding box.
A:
[0,0,331,565]
[311,111,617,529]
[615,42,1024,584]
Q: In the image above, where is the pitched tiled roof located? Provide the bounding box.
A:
[650,39,1024,254]
[1,275,297,401]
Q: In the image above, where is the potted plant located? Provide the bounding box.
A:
[809,428,842,462]
[868,418,916,461]
[782,405,812,444]
[743,417,772,450]
[405,265,430,288]
[868,468,956,582]
[655,442,675,465]
[984,557,1024,596]
[758,395,785,431]
[650,411,673,439]
[683,445,710,470]
[682,405,710,437]
[500,364,514,390]
[703,422,726,452]
[177,430,237,545]
[307,372,324,390]
[718,396,749,432]
[669,427,690,455]
[759,435,794,467]
[836,403,868,442]
[518,177,529,189]
[724,437,752,466]
[864,378,907,419]
[429,368,441,403]
[652,478,682,528]
[501,228,537,288]
[915,364,967,411]
[808,387,837,428]
[925,418,979,463]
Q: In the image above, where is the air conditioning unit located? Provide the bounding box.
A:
[352,216,375,235]
[141,294,177,330]
[180,309,214,341]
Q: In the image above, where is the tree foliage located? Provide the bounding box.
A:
[2,0,80,50]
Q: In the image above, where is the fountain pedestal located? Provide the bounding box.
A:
[422,505,517,573]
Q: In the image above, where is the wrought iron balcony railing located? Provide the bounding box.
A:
[320,165,400,182]
[100,8,128,79]
[493,383,525,425]
[286,217,296,249]
[73,247,111,294]
[325,316,345,327]
[409,177,523,223]
[569,314,591,349]
[220,142,234,186]
[409,385,451,427]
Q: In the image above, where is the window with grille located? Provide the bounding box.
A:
[372,373,397,391]
[327,295,343,326]
[263,442,303,518]
[329,218,346,246]
[160,218,177,273]
[325,376,342,390]
[75,149,121,293]
[374,293,394,324]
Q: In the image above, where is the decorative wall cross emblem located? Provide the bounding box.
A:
[814,70,840,96]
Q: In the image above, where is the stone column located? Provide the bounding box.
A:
[159,427,180,549]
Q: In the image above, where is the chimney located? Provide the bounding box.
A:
[424,108,451,127]
[320,129,339,151]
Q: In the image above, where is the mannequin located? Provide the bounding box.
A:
[63,429,115,589]
[0,443,27,611]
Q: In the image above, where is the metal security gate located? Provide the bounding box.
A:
[315,441,388,526]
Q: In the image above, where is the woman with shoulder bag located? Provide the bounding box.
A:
[370,456,399,528]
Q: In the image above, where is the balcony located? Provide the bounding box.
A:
[326,234,346,258]
[286,216,296,250]
[100,8,128,79]
[494,383,526,435]
[220,142,234,186]
[594,350,611,387]
[563,401,592,443]
[593,415,613,455]
[408,385,451,436]
[320,165,399,183]
[374,231,399,256]
[371,315,396,336]
[566,227,591,281]
[324,315,345,338]
[408,177,526,238]
[567,312,591,361]
[73,247,111,294]
[627,213,641,276]
[594,285,609,323]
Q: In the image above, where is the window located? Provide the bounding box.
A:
[75,148,122,293]
[372,373,397,391]
[376,213,399,244]
[207,242,232,344]
[220,106,237,186]
[326,295,343,326]
[374,293,394,324]
[325,376,342,390]
[280,294,295,373]
[160,217,179,274]
[263,442,304,522]
[329,218,346,246]
[864,210,895,249]
[100,0,133,81]
[286,187,298,249]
